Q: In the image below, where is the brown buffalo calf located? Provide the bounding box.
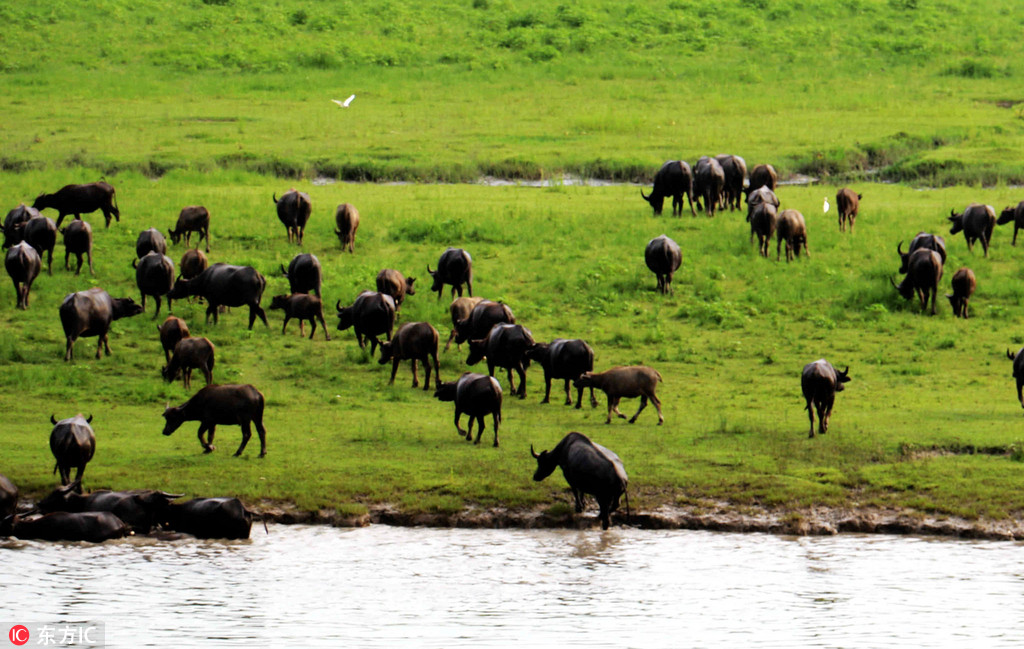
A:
[162,336,216,389]
[575,366,664,425]
[946,267,976,319]
[270,293,330,340]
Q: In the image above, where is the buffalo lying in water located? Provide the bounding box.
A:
[531,432,629,530]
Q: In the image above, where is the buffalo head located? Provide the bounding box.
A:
[640,189,665,215]
[530,445,558,481]
[433,380,457,402]
[465,339,488,366]
[948,209,964,234]
[998,207,1017,225]
[835,366,851,391]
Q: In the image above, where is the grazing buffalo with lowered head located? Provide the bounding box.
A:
[50,414,96,488]
[16,216,57,274]
[801,359,850,438]
[281,253,322,297]
[745,185,779,223]
[897,232,947,274]
[445,296,485,351]
[336,291,396,356]
[428,247,473,299]
[61,219,94,275]
[162,384,268,457]
[59,288,143,361]
[526,338,597,409]
[168,206,210,252]
[37,483,182,534]
[1008,348,1024,413]
[776,209,809,261]
[162,336,216,389]
[135,227,167,258]
[466,323,535,399]
[947,267,976,319]
[379,322,440,390]
[836,188,862,232]
[33,181,120,229]
[3,204,39,248]
[891,248,943,315]
[5,241,41,309]
[134,251,175,317]
[949,203,996,257]
[750,202,778,258]
[640,160,696,216]
[434,372,503,446]
[167,263,268,329]
[0,473,18,535]
[644,234,681,295]
[531,432,629,530]
[12,511,130,542]
[376,268,416,308]
[453,299,515,346]
[715,154,747,212]
[273,189,312,245]
[694,156,725,217]
[997,200,1024,246]
[179,248,208,280]
[575,366,664,425]
[162,497,254,540]
[747,163,778,193]
[334,203,360,252]
[270,293,330,340]
[157,315,190,364]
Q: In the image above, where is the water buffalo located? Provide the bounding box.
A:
[433,372,503,446]
[644,234,682,295]
[59,288,143,360]
[376,268,416,308]
[947,267,976,319]
[5,241,41,309]
[162,336,216,389]
[162,384,268,457]
[694,156,725,217]
[50,413,96,488]
[466,323,535,398]
[37,483,182,534]
[334,203,360,252]
[575,366,664,425]
[167,263,268,329]
[3,204,38,247]
[776,209,809,261]
[525,339,597,408]
[897,232,947,274]
[748,163,778,193]
[270,293,330,340]
[1008,348,1024,413]
[273,189,312,245]
[12,511,130,542]
[428,247,473,299]
[0,473,18,535]
[179,248,208,280]
[531,432,629,530]
[835,188,861,232]
[750,202,778,258]
[61,218,94,275]
[33,181,120,228]
[745,185,780,223]
[453,299,515,346]
[715,154,747,212]
[445,296,485,351]
[891,248,943,314]
[801,359,850,438]
[281,253,323,297]
[168,205,211,252]
[336,291,396,355]
[997,200,1024,246]
[379,322,440,390]
[162,497,254,540]
[135,227,167,259]
[157,315,190,363]
[134,251,175,317]
[949,203,996,257]
[17,216,57,274]
[640,160,696,216]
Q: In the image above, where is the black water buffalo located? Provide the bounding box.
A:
[748,163,778,193]
[445,296,485,351]
[949,203,996,257]
[376,268,416,308]
[270,293,330,340]
[162,497,254,540]
[33,181,120,228]
[18,216,57,274]
[179,248,208,280]
[162,336,216,389]
[134,251,175,317]
[694,156,725,217]
[334,203,360,252]
[453,299,515,345]
[379,322,440,390]
[168,205,210,252]
[947,267,976,319]
[640,160,696,216]
[644,234,682,294]
[59,288,143,360]
[715,154,747,212]
[898,232,947,273]
[575,366,664,425]
[531,432,628,530]
[836,188,861,232]
[776,209,809,261]
[997,201,1024,246]
[0,473,17,535]
[162,384,268,457]
[1008,348,1024,413]
[167,263,268,329]
[801,359,850,438]
[12,511,130,542]
[3,204,38,247]
[61,219,94,275]
[49,414,96,487]
[273,189,312,245]
[750,202,778,258]
[434,372,503,446]
[428,247,473,299]
[135,227,167,258]
[526,339,597,408]
[891,248,943,314]
[336,291,396,355]
[37,483,182,534]
[157,315,190,364]
[467,323,535,398]
[745,185,780,223]
[281,253,323,297]
[5,241,41,309]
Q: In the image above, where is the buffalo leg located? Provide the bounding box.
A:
[64,250,71,272]
[206,303,217,325]
[572,488,585,513]
[281,315,291,335]
[389,358,400,385]
[491,411,500,447]
[202,364,213,386]
[610,397,627,421]
[183,368,192,390]
[427,352,439,391]
[10,277,19,309]
[598,502,611,530]
[410,358,419,388]
[197,423,215,453]
[234,422,252,457]
[648,393,665,425]
[1017,379,1023,410]
[316,312,330,341]
[629,396,648,424]
[454,410,467,438]
[248,303,268,330]
[96,335,106,359]
[806,399,816,438]
[473,416,485,445]
[254,417,267,458]
[65,336,75,361]
[299,319,307,338]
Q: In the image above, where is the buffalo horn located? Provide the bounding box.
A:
[1009,349,1016,361]
[50,414,58,425]
[842,366,849,376]
[272,193,278,204]
[336,300,343,312]
[897,241,904,256]
[132,259,138,269]
[426,264,434,275]
[280,264,288,277]
[86,414,93,424]
[530,444,539,459]
[640,189,649,200]
[889,276,898,289]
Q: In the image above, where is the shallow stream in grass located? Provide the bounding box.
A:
[3,525,1024,647]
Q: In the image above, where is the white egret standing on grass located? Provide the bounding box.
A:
[823,197,830,213]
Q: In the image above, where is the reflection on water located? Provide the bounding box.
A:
[2,526,1024,647]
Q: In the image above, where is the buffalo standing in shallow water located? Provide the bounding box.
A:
[59,288,143,360]
[33,181,120,229]
[37,483,182,534]
[162,497,254,540]
[12,511,130,543]
[640,160,696,216]
[162,384,268,458]
[801,359,850,438]
[531,432,629,530]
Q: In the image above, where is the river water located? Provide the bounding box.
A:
[2,525,1023,648]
